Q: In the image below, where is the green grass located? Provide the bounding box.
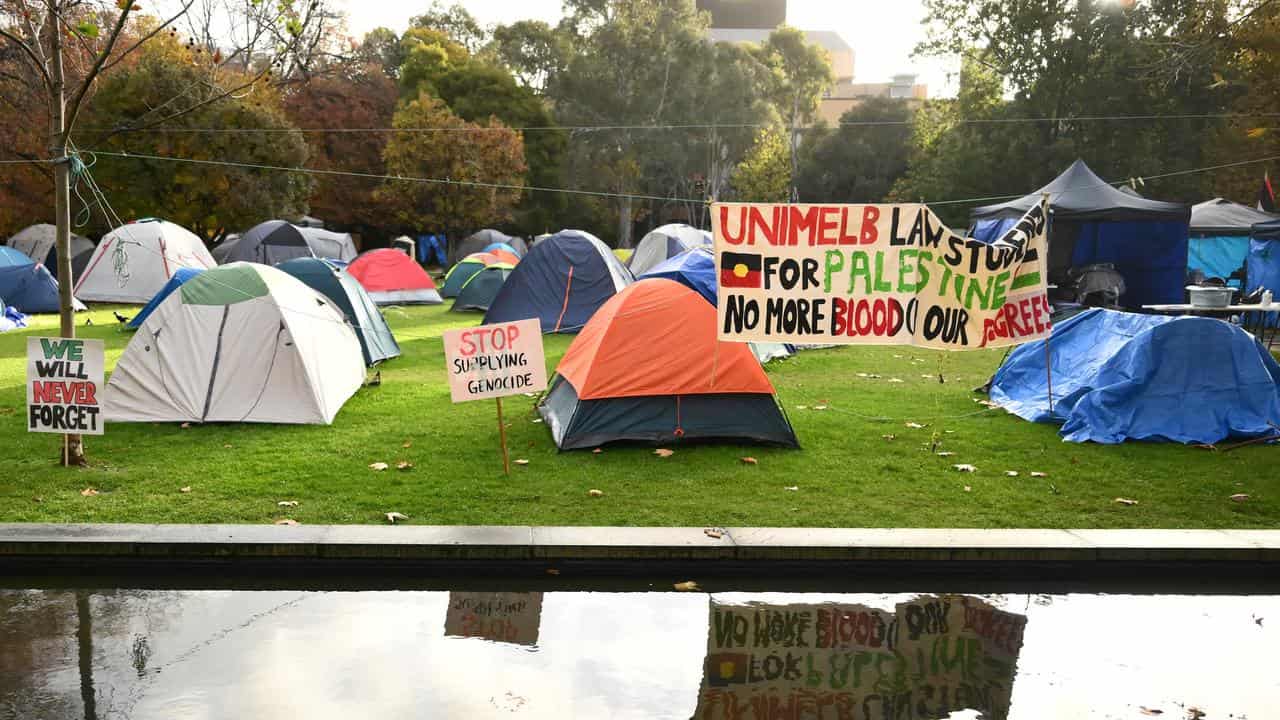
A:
[0,304,1276,528]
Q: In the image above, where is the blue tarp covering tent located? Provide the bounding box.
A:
[972,160,1190,307]
[989,308,1280,444]
[128,267,203,329]
[0,247,84,313]
[484,230,632,333]
[1250,219,1280,329]
[1187,199,1276,285]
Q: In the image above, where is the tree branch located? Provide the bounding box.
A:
[101,0,197,73]
[0,27,51,89]
[64,4,134,133]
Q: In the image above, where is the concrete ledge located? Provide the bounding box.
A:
[1,524,1278,568]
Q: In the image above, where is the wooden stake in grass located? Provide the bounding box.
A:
[496,397,510,476]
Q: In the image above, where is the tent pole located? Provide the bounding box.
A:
[1042,192,1054,415]
[496,397,510,476]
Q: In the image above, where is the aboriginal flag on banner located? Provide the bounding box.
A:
[720,252,762,288]
[1259,172,1276,213]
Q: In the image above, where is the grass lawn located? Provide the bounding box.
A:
[1,304,1276,529]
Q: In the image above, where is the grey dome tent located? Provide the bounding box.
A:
[276,257,401,366]
[220,221,358,265]
[972,159,1191,306]
[1187,199,1277,285]
[457,229,516,262]
[6,224,94,275]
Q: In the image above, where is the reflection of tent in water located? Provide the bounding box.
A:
[695,595,1026,720]
[539,279,798,449]
[105,263,365,425]
[988,308,1280,444]
[972,160,1190,307]
[1187,199,1277,286]
[277,257,401,365]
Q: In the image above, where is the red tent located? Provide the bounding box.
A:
[347,249,442,305]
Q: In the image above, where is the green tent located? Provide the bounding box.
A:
[277,257,401,365]
[453,263,515,312]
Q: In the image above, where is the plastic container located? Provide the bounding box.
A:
[1186,285,1235,309]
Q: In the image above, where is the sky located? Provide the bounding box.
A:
[332,0,959,96]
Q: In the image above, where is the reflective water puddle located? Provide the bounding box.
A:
[1,590,1275,718]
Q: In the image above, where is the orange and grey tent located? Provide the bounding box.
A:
[538,279,798,449]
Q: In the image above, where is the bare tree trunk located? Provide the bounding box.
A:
[616,197,633,248]
[49,6,85,466]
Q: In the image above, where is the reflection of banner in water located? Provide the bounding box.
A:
[693,595,1027,720]
[443,592,543,647]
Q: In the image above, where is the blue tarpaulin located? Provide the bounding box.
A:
[1068,220,1189,306]
[0,247,82,314]
[1188,236,1250,284]
[638,247,717,304]
[0,304,27,332]
[989,308,1280,444]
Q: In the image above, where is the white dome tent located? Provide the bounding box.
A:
[105,263,365,425]
[75,218,215,303]
[628,223,712,275]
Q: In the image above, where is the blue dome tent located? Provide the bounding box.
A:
[0,247,84,314]
[988,308,1280,444]
[128,268,204,329]
[483,230,632,333]
[483,241,521,258]
[1187,199,1276,286]
[972,160,1190,307]
[1249,219,1280,330]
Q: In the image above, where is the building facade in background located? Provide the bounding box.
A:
[698,0,927,125]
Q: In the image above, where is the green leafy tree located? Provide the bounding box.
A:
[410,1,488,53]
[398,27,471,99]
[91,37,312,240]
[797,98,913,203]
[377,94,527,238]
[731,126,791,202]
[358,27,405,78]
[753,26,833,200]
[488,20,571,93]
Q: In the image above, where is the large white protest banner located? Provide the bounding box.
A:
[27,337,105,435]
[713,202,1051,349]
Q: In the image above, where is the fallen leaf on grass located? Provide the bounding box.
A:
[179,486,192,493]
[514,459,530,466]
[80,488,99,497]
[180,422,191,429]
[964,485,972,492]
[545,568,561,576]
[274,519,299,526]
[1030,471,1048,478]
[921,374,934,379]
[32,496,43,503]
[397,461,413,471]
[936,451,956,457]
[402,440,412,449]
[1005,471,1020,477]
[654,449,674,457]
[1139,708,1163,716]
[385,512,409,524]
[813,405,829,411]
[953,464,977,473]
[587,489,604,497]
[944,430,956,434]
[222,444,232,449]
[888,378,904,383]
[277,500,299,508]
[855,373,869,378]
[704,528,723,539]
[784,486,799,491]
[531,418,544,424]
[1049,484,1061,495]
[741,457,758,465]
[592,448,603,455]
[369,462,389,471]
[881,434,896,441]
[674,581,700,592]
[1230,493,1250,503]
[1114,497,1139,506]
[974,399,1000,408]
[905,422,927,429]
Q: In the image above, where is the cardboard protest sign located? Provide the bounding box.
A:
[693,595,1027,720]
[444,592,543,647]
[27,337,104,435]
[443,318,548,403]
[713,202,1051,349]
